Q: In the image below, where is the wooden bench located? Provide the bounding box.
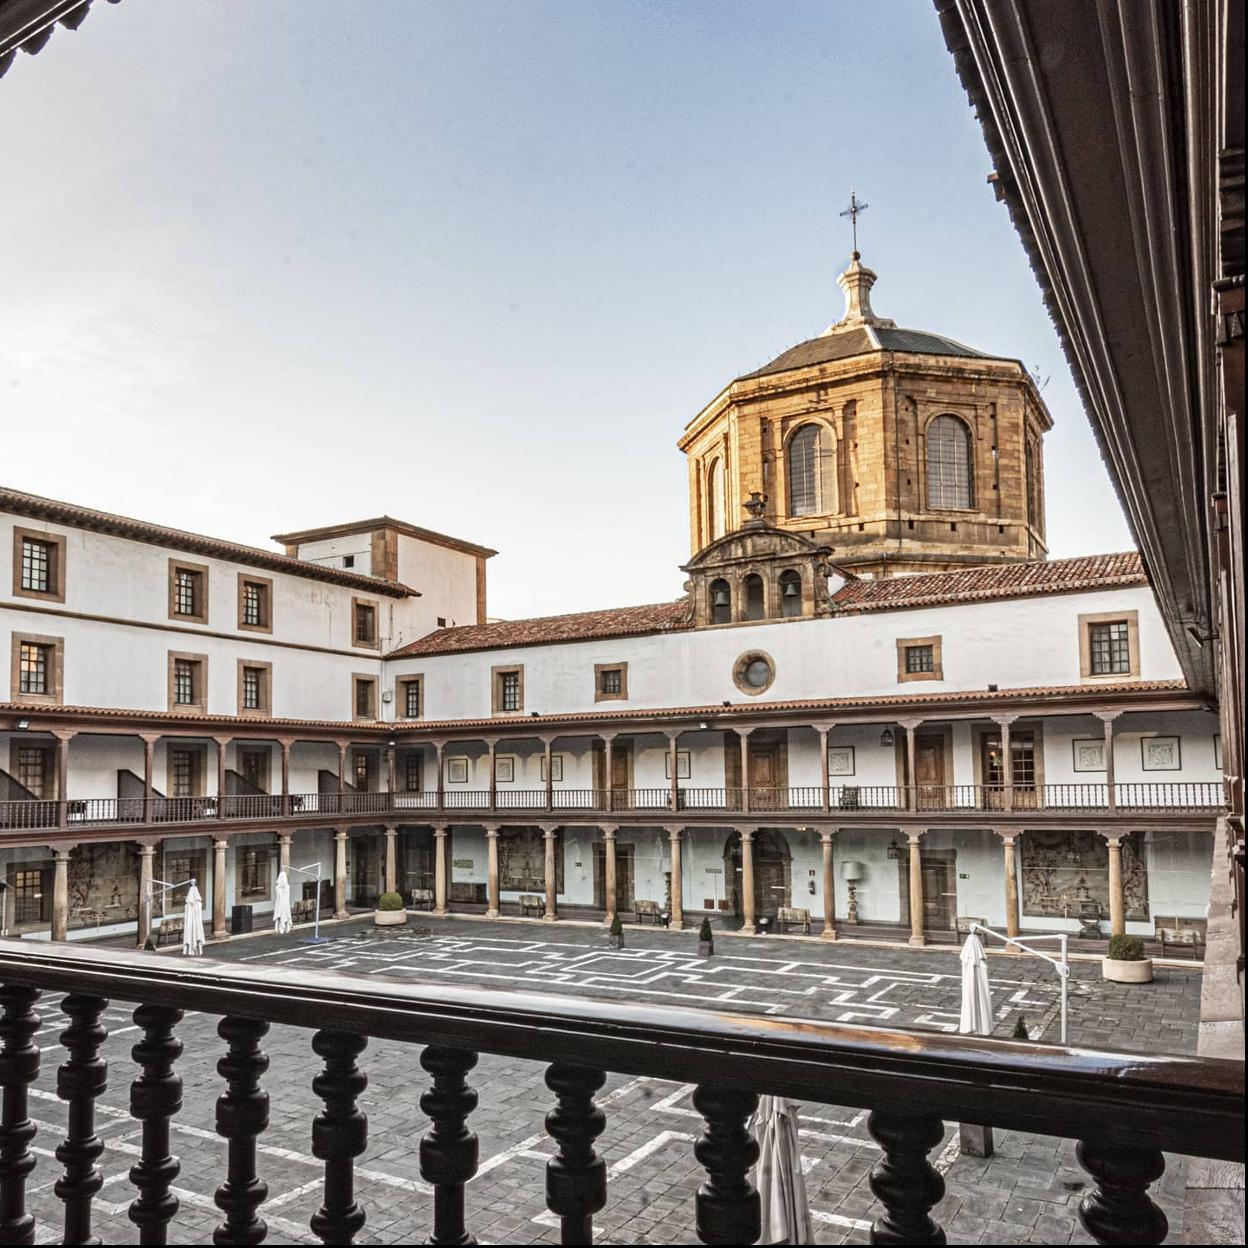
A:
[1154,915,1207,960]
[633,899,663,925]
[955,915,987,936]
[156,917,184,947]
[776,907,811,934]
[290,899,317,925]
[518,893,544,917]
[410,889,435,912]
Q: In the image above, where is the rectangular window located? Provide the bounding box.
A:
[905,645,934,674]
[168,560,209,624]
[13,528,66,601]
[11,868,49,926]
[242,667,262,709]
[168,652,207,712]
[163,847,207,890]
[403,753,422,792]
[595,662,629,702]
[19,642,50,695]
[398,676,423,720]
[353,676,377,721]
[169,747,202,797]
[352,599,378,648]
[500,671,520,711]
[896,635,942,683]
[236,659,272,716]
[1089,621,1130,675]
[353,752,374,791]
[237,847,271,900]
[14,746,52,799]
[238,575,272,632]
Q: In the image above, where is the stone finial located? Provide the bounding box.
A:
[826,255,896,333]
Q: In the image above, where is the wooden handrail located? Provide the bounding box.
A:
[1,940,1241,1162]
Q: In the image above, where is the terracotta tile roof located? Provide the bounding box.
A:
[1,486,416,598]
[831,552,1147,614]
[390,600,693,657]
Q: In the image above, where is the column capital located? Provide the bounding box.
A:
[277,832,292,844]
[994,828,1020,844]
[334,828,349,842]
[665,825,683,839]
[212,734,233,748]
[740,828,756,842]
[1093,710,1122,725]
[278,736,296,749]
[600,731,619,743]
[484,824,500,838]
[384,824,397,837]
[434,825,449,839]
[898,717,924,731]
[904,828,925,845]
[735,725,755,738]
[335,738,352,752]
[819,829,836,845]
[990,714,1020,727]
[601,825,618,839]
[213,837,229,851]
[135,840,159,856]
[139,731,162,745]
[539,734,557,747]
[540,824,559,839]
[50,843,77,860]
[666,730,682,744]
[50,727,77,743]
[1101,832,1124,847]
[814,721,837,735]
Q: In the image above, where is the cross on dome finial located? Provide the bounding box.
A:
[840,188,868,259]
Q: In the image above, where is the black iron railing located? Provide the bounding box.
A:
[0,941,1242,1246]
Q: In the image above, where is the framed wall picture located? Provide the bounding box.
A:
[495,755,515,784]
[446,756,469,784]
[827,746,855,777]
[1141,736,1181,771]
[663,750,692,779]
[540,754,564,783]
[1072,738,1106,772]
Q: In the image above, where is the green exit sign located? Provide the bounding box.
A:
[958,872,970,880]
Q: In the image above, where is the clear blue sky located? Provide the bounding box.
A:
[0,0,1133,619]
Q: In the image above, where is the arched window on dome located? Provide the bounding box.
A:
[707,457,726,541]
[743,573,766,621]
[786,423,836,517]
[926,415,974,510]
[709,578,732,625]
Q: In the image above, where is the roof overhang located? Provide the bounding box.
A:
[934,0,1241,697]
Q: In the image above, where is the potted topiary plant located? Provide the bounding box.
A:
[374,890,408,927]
[1103,933,1153,983]
[1011,1014,1030,1041]
[607,913,625,949]
[698,916,714,958]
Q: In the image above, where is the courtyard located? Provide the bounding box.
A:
[18,917,1202,1245]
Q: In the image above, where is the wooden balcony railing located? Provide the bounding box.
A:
[0,782,1226,833]
[0,941,1241,1246]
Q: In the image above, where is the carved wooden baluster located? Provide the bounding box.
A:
[127,1003,184,1246]
[691,1084,760,1246]
[213,1016,270,1246]
[1076,1139,1168,1245]
[310,1030,368,1246]
[866,1109,947,1245]
[55,994,109,1247]
[544,1063,607,1246]
[418,1045,479,1246]
[0,984,42,1247]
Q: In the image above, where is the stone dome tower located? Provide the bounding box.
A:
[678,253,1052,577]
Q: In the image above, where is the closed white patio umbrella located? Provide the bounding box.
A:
[182,882,206,957]
[752,1095,814,1245]
[959,934,994,1036]
[273,870,293,935]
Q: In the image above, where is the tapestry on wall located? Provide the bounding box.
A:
[67,842,140,926]
[1020,829,1148,921]
[499,827,563,893]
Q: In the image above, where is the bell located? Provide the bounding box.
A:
[712,588,729,608]
[782,579,799,598]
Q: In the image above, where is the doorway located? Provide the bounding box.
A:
[592,841,634,911]
[350,836,380,907]
[899,850,958,931]
[913,733,947,810]
[725,829,792,923]
[400,829,435,898]
[593,740,634,810]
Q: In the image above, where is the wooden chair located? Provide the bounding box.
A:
[518,893,544,917]
[156,917,184,947]
[410,888,435,911]
[1154,915,1207,960]
[633,899,662,924]
[776,906,811,935]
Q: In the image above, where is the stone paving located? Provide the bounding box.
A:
[19,917,1202,1245]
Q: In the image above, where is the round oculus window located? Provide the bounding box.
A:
[732,651,776,696]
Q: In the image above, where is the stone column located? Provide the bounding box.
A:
[666,826,684,930]
[994,716,1016,811]
[384,824,397,894]
[484,825,500,918]
[668,734,680,812]
[820,830,837,940]
[385,747,396,810]
[903,722,919,811]
[214,736,230,819]
[738,729,752,813]
[280,739,292,817]
[542,825,558,921]
[487,740,498,811]
[51,845,72,943]
[602,735,615,811]
[336,742,349,812]
[907,829,925,947]
[818,726,832,814]
[602,826,618,925]
[1105,834,1126,936]
[141,733,158,805]
[136,841,157,948]
[740,829,757,934]
[544,738,555,810]
[1097,712,1119,810]
[277,832,292,874]
[435,743,445,810]
[433,826,449,917]
[212,838,229,939]
[54,731,73,829]
[999,831,1021,944]
[334,828,349,919]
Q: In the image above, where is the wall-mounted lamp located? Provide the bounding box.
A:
[886,838,903,860]
[697,721,709,730]
[16,719,30,731]
[879,727,894,748]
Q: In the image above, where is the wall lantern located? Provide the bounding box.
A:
[886,839,903,860]
[16,719,30,731]
[879,726,895,748]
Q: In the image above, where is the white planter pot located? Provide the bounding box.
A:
[1102,956,1153,983]
[373,909,408,927]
